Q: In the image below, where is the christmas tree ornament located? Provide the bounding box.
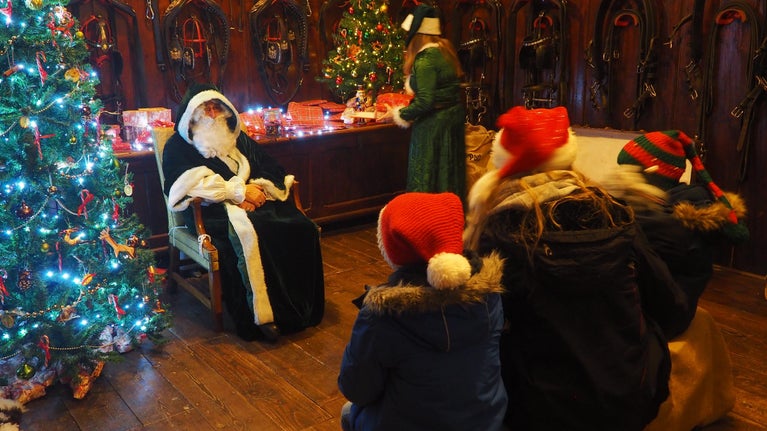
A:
[1,313,14,328]
[47,185,58,195]
[24,0,43,10]
[16,363,36,380]
[16,201,33,219]
[99,227,136,258]
[17,269,32,290]
[40,241,50,252]
[64,67,80,81]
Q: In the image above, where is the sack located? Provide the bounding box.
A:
[465,123,495,189]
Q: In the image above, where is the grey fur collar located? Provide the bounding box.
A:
[363,252,505,315]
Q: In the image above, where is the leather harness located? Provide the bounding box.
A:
[162,0,230,102]
[697,0,764,183]
[585,0,659,128]
[516,0,568,109]
[71,0,149,118]
[452,0,502,125]
[250,0,309,106]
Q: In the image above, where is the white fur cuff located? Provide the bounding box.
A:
[392,106,411,129]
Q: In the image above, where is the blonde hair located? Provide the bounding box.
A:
[403,34,464,78]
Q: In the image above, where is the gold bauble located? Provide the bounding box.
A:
[24,0,43,10]
[380,4,387,13]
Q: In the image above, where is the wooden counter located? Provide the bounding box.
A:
[117,123,411,250]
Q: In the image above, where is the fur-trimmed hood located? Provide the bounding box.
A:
[363,252,505,315]
[673,191,747,233]
[174,83,242,144]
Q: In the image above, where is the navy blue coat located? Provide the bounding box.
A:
[339,253,507,431]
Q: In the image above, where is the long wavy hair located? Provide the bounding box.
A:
[465,170,635,261]
[403,34,463,78]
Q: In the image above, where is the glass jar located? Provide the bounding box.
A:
[263,108,282,137]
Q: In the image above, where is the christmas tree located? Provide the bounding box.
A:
[318,0,406,102]
[0,0,171,402]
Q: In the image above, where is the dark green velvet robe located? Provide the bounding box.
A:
[162,131,324,338]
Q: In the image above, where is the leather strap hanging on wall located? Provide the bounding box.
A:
[665,0,707,100]
[71,0,148,117]
[516,0,568,109]
[250,0,309,106]
[585,0,659,128]
[451,0,503,126]
[162,0,230,102]
[697,0,764,183]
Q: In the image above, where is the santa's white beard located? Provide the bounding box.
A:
[190,112,239,159]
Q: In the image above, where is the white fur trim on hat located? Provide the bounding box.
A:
[427,252,472,289]
[415,17,441,35]
[401,14,414,31]
[401,14,440,35]
[177,90,241,144]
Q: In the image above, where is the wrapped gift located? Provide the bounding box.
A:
[240,111,266,137]
[122,110,151,145]
[140,107,173,127]
[375,93,414,112]
[287,102,324,128]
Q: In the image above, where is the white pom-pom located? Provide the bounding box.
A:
[427,252,471,289]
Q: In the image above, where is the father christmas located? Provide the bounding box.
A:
[161,84,324,341]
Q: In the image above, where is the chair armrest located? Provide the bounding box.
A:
[291,180,306,215]
[189,197,217,254]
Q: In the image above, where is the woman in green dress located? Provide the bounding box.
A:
[389,5,466,200]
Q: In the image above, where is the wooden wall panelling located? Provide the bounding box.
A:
[93,0,765,274]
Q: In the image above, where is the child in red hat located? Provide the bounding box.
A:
[464,106,687,431]
[339,192,507,431]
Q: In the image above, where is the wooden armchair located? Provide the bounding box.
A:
[151,128,305,332]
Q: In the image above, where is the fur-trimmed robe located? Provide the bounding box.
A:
[161,85,324,336]
[339,252,508,431]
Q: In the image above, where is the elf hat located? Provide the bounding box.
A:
[401,5,441,46]
[492,106,578,179]
[618,130,748,242]
[377,192,472,289]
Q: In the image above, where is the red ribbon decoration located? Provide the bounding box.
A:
[112,197,120,222]
[0,0,12,22]
[46,6,75,46]
[107,294,126,318]
[36,51,47,84]
[34,125,54,160]
[0,269,8,304]
[38,335,51,367]
[77,189,95,218]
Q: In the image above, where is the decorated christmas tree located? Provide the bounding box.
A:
[318,0,406,102]
[0,0,171,402]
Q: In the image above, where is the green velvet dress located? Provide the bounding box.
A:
[398,47,466,199]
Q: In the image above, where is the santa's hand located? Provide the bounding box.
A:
[238,201,257,212]
[244,183,266,204]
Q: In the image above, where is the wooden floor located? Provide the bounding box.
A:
[20,221,767,431]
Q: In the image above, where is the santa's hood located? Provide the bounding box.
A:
[174,83,242,144]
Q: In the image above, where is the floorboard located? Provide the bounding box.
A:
[19,222,767,431]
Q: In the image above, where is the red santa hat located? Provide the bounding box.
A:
[377,192,471,289]
[491,106,577,179]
